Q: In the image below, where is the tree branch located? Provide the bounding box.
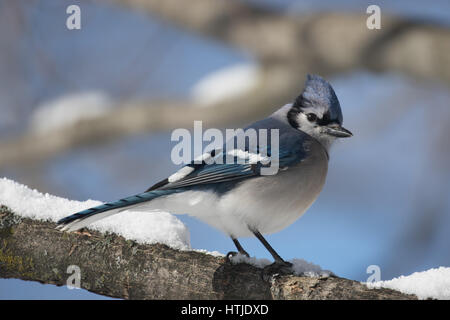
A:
[110,0,450,83]
[0,205,416,299]
[0,65,301,167]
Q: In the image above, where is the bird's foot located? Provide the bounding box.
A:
[225,251,239,263]
[262,260,294,281]
[225,251,250,263]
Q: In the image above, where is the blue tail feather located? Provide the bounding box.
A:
[56,189,181,229]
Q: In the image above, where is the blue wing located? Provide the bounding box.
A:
[57,118,310,232]
[147,142,306,191]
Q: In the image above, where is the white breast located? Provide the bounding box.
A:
[138,140,328,238]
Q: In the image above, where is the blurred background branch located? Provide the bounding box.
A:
[1,0,450,165]
[0,0,449,299]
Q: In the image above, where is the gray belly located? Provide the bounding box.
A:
[216,143,329,237]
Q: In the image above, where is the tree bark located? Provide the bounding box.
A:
[0,205,416,300]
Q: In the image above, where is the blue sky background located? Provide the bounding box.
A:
[0,0,449,299]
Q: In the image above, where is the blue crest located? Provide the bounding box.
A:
[297,74,343,125]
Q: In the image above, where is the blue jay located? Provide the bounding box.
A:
[57,74,352,265]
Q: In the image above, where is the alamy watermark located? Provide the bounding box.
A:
[66,265,81,289]
[366,5,381,30]
[366,264,381,283]
[66,5,81,30]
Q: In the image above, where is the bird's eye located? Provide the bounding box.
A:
[306,113,317,122]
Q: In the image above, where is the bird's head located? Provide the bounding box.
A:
[287,74,352,149]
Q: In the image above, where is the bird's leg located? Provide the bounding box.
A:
[252,229,292,265]
[232,238,250,257]
[251,229,293,277]
[226,237,250,260]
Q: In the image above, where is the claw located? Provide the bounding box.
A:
[262,260,294,280]
[226,251,239,262]
[225,251,251,263]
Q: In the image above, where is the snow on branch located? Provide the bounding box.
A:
[0,178,421,299]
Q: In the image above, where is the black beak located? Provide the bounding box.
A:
[324,124,353,138]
